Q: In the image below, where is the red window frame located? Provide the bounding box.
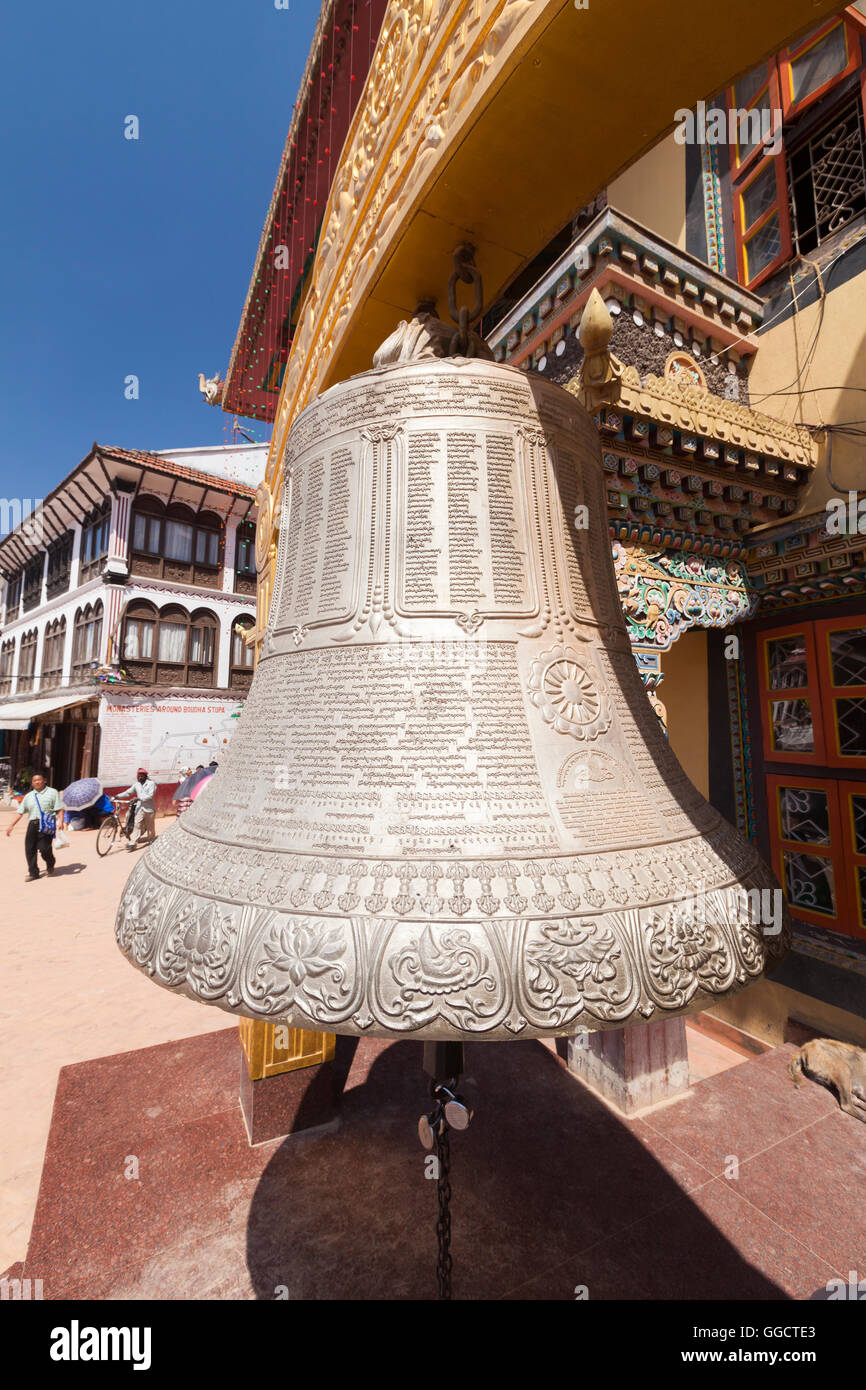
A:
[728,61,783,181]
[814,615,866,768]
[779,15,862,122]
[758,622,827,765]
[766,774,856,934]
[732,150,792,289]
[729,10,866,288]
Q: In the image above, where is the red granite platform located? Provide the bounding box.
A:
[20,1029,865,1300]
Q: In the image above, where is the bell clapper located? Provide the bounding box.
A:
[419,1041,474,1301]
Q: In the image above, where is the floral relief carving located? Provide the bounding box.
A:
[528,645,611,740]
[116,856,791,1039]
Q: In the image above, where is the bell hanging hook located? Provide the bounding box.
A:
[447,243,484,357]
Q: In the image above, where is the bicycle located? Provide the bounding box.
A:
[95,797,137,857]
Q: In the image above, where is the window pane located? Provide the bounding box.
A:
[735,93,773,162]
[232,627,254,667]
[164,522,193,562]
[125,618,154,661]
[852,794,866,855]
[734,64,768,112]
[771,698,814,752]
[133,514,146,549]
[237,537,254,573]
[767,635,808,689]
[829,627,866,685]
[835,698,866,756]
[195,530,218,565]
[158,621,187,662]
[779,786,830,844]
[189,626,214,665]
[783,850,836,916]
[88,617,102,661]
[742,162,777,230]
[744,212,781,280]
[791,24,847,106]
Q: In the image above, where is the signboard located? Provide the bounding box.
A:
[98,695,244,783]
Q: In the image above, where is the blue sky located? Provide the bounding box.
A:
[1,0,324,501]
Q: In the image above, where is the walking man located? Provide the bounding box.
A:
[5,771,64,881]
[118,767,157,851]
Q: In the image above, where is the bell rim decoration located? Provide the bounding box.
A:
[115,349,789,1042]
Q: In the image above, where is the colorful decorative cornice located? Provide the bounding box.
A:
[743,507,866,609]
[613,541,753,650]
[489,207,762,370]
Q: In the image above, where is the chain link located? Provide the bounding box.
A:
[434,1120,453,1300]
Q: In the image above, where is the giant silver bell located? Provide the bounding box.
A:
[115,352,789,1040]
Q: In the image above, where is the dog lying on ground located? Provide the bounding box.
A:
[789,1038,866,1123]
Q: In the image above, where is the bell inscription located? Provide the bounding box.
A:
[116,357,788,1040]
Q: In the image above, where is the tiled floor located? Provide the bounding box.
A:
[685,1021,753,1084]
[18,1027,866,1301]
[0,812,228,1273]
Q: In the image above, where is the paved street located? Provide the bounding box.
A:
[0,808,227,1273]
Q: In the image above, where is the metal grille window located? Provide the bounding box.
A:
[788,95,866,255]
[726,8,866,288]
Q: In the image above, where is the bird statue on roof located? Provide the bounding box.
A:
[198,372,225,406]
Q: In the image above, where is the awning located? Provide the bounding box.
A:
[0,692,96,730]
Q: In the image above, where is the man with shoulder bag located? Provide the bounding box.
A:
[5,771,64,881]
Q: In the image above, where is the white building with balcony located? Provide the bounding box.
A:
[0,442,266,804]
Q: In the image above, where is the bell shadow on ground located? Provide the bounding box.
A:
[245,1037,788,1301]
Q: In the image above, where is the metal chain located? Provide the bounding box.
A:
[434,1119,453,1300]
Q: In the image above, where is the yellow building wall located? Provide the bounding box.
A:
[608,135,686,250]
[747,268,866,511]
[659,628,709,798]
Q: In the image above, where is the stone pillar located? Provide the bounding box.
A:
[222,515,239,594]
[216,609,233,689]
[104,486,132,583]
[68,523,83,592]
[31,624,44,694]
[567,1018,689,1115]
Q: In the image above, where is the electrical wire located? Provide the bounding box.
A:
[748,250,838,409]
[706,238,856,375]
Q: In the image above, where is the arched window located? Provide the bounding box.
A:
[129,497,223,589]
[41,617,66,686]
[0,638,15,696]
[234,520,257,595]
[80,502,111,583]
[121,599,157,664]
[130,495,164,557]
[120,602,218,687]
[17,628,38,692]
[230,614,255,690]
[71,601,103,680]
